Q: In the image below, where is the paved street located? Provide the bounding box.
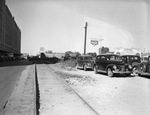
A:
[0,65,27,113]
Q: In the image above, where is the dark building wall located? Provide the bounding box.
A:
[0,0,4,44]
[0,0,21,54]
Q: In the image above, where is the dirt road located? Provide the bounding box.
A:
[37,64,97,115]
[50,64,150,115]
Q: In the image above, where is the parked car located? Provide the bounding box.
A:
[76,55,94,71]
[141,56,148,63]
[93,54,132,77]
[121,55,141,74]
[137,55,150,76]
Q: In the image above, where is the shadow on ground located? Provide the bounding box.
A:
[0,59,33,67]
[0,57,61,67]
[95,72,135,78]
[29,57,61,64]
[138,75,150,79]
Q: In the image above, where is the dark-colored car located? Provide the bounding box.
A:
[121,55,141,74]
[76,55,94,71]
[137,55,150,76]
[93,54,132,77]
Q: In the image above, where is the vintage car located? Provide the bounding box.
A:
[93,54,132,77]
[121,55,141,74]
[76,55,94,71]
[137,56,150,76]
[141,56,148,62]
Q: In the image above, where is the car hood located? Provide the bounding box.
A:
[85,59,94,62]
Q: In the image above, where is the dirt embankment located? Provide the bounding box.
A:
[53,59,77,71]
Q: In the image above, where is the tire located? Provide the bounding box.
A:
[76,63,79,69]
[132,66,138,76]
[138,73,141,76]
[94,66,98,74]
[107,68,114,77]
[84,65,87,71]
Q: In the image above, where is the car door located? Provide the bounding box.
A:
[99,55,108,71]
[96,55,106,71]
[77,56,83,67]
[79,56,84,67]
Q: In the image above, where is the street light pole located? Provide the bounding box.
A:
[84,22,88,55]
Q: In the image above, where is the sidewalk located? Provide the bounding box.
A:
[37,64,95,115]
[1,65,36,115]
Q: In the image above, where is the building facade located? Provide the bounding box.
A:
[0,0,21,57]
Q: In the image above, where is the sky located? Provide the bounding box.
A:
[6,0,150,55]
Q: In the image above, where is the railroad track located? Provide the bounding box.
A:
[35,64,100,115]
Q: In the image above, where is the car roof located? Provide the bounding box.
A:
[97,54,119,56]
[121,55,140,57]
[79,55,92,57]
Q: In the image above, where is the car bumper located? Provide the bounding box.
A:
[113,70,131,74]
[137,72,150,76]
[86,65,93,69]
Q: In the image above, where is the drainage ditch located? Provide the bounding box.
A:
[35,64,40,115]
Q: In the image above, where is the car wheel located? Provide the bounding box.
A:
[84,65,87,71]
[107,68,114,77]
[132,66,138,76]
[76,63,79,69]
[94,66,98,74]
[138,73,141,76]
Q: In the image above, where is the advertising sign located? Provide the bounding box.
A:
[91,40,98,46]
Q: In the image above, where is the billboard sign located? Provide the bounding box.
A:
[91,40,98,46]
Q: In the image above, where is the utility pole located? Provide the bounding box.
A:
[84,22,88,55]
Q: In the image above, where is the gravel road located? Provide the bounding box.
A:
[50,64,150,115]
[37,64,97,115]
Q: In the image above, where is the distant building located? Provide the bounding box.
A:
[45,52,65,59]
[114,47,142,56]
[99,47,109,54]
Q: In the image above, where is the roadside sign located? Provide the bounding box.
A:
[91,40,98,46]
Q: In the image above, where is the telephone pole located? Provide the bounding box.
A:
[84,22,88,55]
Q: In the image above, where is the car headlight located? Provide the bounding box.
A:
[128,65,132,69]
[87,63,91,66]
[113,65,117,70]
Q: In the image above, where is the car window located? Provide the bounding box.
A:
[122,56,127,63]
[115,56,122,61]
[148,56,150,61]
[100,56,106,61]
[142,57,148,62]
[110,56,116,61]
[78,57,83,60]
[129,56,140,62]
[108,55,122,61]
[96,56,100,61]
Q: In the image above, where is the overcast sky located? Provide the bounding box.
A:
[6,0,150,55]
